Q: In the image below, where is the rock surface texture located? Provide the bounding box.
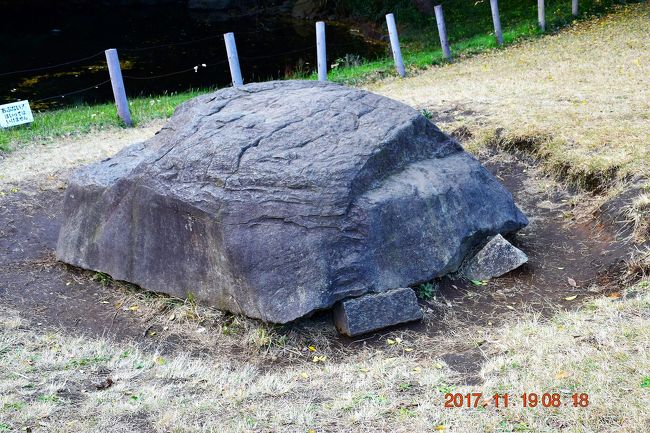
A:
[57,81,528,324]
[462,234,528,280]
[334,288,422,336]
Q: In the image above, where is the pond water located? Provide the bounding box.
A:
[0,3,386,110]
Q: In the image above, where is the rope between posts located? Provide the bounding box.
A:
[239,44,316,61]
[122,59,229,80]
[0,51,106,78]
[14,40,371,104]
[0,28,325,77]
[33,79,112,102]
[28,58,226,101]
[119,24,301,52]
[123,68,198,80]
[121,35,225,52]
[5,21,389,106]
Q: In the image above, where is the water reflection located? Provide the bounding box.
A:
[0,3,386,110]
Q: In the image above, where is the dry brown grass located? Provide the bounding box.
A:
[0,121,162,189]
[1,279,648,432]
[369,2,650,190]
[626,193,650,241]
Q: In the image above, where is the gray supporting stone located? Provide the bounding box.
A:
[56,80,528,324]
[462,234,528,280]
[333,288,423,337]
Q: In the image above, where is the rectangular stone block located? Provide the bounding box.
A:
[333,287,423,336]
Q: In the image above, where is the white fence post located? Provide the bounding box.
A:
[538,0,546,32]
[572,0,579,16]
[434,5,452,60]
[385,13,405,77]
[316,21,327,81]
[224,32,243,87]
[490,0,504,45]
[104,48,132,127]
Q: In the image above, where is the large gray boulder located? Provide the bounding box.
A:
[56,80,527,323]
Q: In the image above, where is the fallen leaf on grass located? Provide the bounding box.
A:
[567,277,578,287]
[308,345,316,352]
[471,280,488,286]
[300,372,309,379]
[506,305,515,310]
[312,355,327,363]
[564,295,578,301]
[128,305,139,311]
[607,292,622,299]
[434,426,446,431]
[555,370,571,379]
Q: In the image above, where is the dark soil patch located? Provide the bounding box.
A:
[0,151,633,379]
[440,348,486,386]
[0,189,169,350]
[432,153,629,327]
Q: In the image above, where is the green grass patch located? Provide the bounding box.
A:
[0,89,210,152]
[65,355,111,370]
[36,394,60,403]
[320,0,635,85]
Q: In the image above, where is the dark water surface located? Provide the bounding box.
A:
[0,3,385,109]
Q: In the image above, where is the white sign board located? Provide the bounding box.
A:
[0,100,34,128]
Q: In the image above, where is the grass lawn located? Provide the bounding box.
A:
[0,0,638,153]
[371,1,650,192]
[0,91,206,153]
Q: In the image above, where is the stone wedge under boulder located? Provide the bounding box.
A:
[56,80,528,324]
[334,288,423,337]
[462,234,528,280]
